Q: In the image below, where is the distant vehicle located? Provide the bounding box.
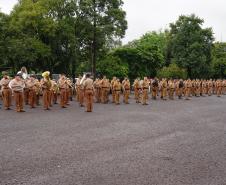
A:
[52,74,61,81]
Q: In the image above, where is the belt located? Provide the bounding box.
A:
[102,87,108,88]
[115,90,121,91]
[143,88,149,89]
[14,91,22,93]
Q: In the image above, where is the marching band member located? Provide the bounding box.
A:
[41,71,52,110]
[83,74,94,112]
[0,71,12,110]
[9,73,25,112]
[58,74,68,108]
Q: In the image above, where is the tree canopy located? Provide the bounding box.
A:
[0,5,225,80]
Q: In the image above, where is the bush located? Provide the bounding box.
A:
[157,63,187,79]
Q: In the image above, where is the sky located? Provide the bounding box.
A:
[0,0,225,43]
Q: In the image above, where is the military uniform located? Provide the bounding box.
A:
[111,77,117,103]
[41,72,52,110]
[83,77,94,112]
[168,80,175,100]
[161,79,168,100]
[184,80,192,100]
[0,75,11,110]
[26,76,38,108]
[58,75,69,108]
[207,80,213,96]
[10,75,25,112]
[94,79,101,103]
[75,77,81,102]
[177,79,184,99]
[133,79,141,103]
[123,78,130,104]
[151,78,158,100]
[100,77,109,104]
[216,79,222,97]
[195,80,201,97]
[51,80,58,104]
[142,77,149,105]
[113,79,121,105]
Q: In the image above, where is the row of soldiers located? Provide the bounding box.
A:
[1,71,226,112]
[77,77,226,106]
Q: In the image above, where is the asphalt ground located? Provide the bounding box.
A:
[0,95,226,185]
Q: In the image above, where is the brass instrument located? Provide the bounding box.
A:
[80,74,86,85]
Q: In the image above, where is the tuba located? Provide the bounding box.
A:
[42,71,52,89]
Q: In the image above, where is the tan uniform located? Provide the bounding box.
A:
[23,79,29,105]
[216,80,222,97]
[10,78,25,112]
[94,79,101,103]
[34,79,41,106]
[223,80,226,95]
[195,80,201,97]
[113,80,121,105]
[207,80,213,96]
[185,80,192,100]
[142,79,149,105]
[0,77,12,109]
[66,79,73,103]
[133,80,141,103]
[168,80,175,100]
[111,78,117,103]
[101,78,109,104]
[79,82,85,107]
[151,79,158,100]
[26,78,37,108]
[41,78,52,110]
[83,78,94,112]
[201,80,207,96]
[177,80,184,99]
[75,78,81,102]
[52,81,58,104]
[123,80,130,104]
[191,80,196,96]
[161,79,168,100]
[58,77,69,108]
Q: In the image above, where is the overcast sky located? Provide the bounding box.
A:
[0,0,225,43]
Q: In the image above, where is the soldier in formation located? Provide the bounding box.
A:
[1,68,226,112]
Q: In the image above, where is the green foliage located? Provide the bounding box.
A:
[97,54,128,79]
[102,31,166,79]
[168,14,214,78]
[0,0,127,76]
[157,63,187,79]
[211,42,226,78]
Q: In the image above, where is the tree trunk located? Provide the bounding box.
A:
[92,0,97,79]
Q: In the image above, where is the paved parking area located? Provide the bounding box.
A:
[0,96,226,185]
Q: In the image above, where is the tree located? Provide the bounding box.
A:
[2,0,127,76]
[108,31,166,79]
[0,12,10,69]
[211,42,226,79]
[97,54,128,79]
[168,14,214,79]
[78,0,127,77]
